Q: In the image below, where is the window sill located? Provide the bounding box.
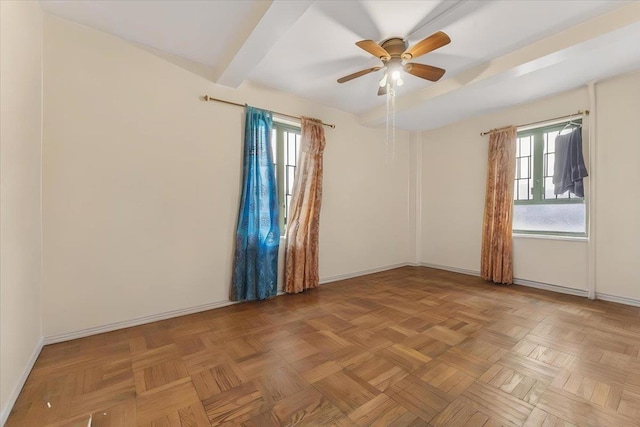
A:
[513,233,588,242]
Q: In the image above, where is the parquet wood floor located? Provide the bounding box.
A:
[7,267,640,426]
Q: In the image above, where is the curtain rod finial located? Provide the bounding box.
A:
[203,95,210,101]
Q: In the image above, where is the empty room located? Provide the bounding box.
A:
[2,0,640,426]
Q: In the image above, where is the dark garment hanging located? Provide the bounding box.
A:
[553,127,589,197]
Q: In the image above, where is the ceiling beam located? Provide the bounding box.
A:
[215,0,314,88]
[359,2,640,127]
[406,0,480,41]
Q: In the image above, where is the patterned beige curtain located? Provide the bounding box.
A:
[481,126,517,284]
[284,117,326,294]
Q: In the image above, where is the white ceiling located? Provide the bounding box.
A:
[40,0,640,131]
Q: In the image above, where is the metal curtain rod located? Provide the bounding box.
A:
[480,110,590,136]
[202,95,336,129]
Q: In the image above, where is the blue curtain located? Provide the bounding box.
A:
[231,106,280,301]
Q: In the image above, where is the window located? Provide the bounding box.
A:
[513,120,586,236]
[271,121,301,232]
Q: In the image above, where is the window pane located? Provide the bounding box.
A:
[544,177,555,199]
[545,131,559,150]
[519,158,529,179]
[287,132,296,166]
[520,137,531,156]
[518,179,530,200]
[273,123,301,228]
[286,165,295,194]
[513,203,585,234]
[271,129,277,165]
[546,153,555,177]
[547,134,555,153]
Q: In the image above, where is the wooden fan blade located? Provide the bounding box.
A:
[337,67,381,83]
[404,63,446,82]
[401,31,450,60]
[378,85,387,96]
[356,40,391,60]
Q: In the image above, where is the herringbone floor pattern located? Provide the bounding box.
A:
[6,267,640,426]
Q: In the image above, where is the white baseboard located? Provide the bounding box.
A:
[42,283,334,346]
[44,299,240,345]
[37,263,640,346]
[44,264,412,345]
[595,292,640,307]
[512,277,589,297]
[421,262,481,278]
[1,337,44,426]
[320,263,411,285]
[420,262,589,297]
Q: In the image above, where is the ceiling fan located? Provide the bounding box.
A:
[337,31,451,95]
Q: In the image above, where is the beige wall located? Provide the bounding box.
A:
[594,72,640,300]
[42,15,411,338]
[32,4,640,345]
[420,71,640,300]
[0,0,43,421]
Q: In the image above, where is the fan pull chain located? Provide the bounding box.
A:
[385,84,396,163]
[386,84,390,162]
[391,85,396,160]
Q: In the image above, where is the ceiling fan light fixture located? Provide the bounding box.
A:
[379,72,388,87]
[336,31,450,95]
[337,31,451,160]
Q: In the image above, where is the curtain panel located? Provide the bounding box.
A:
[284,117,326,294]
[481,126,517,285]
[231,106,280,301]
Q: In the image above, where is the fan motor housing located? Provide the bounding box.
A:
[380,38,408,58]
